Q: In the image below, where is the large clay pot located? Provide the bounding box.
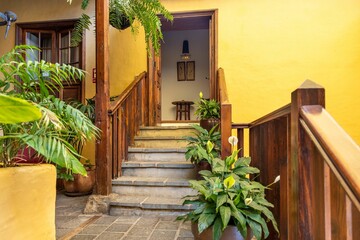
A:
[63,169,95,196]
[200,118,220,132]
[195,161,212,180]
[191,222,252,240]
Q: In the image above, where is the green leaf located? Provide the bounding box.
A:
[219,206,231,231]
[216,194,228,211]
[213,217,222,240]
[198,213,216,234]
[0,94,41,123]
[248,219,262,240]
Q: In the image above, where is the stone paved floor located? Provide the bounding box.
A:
[56,192,194,240]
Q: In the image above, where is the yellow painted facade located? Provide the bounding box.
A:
[0,0,359,147]
[0,164,56,239]
[160,0,360,145]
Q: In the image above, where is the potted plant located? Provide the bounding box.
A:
[0,45,97,239]
[178,137,279,240]
[195,92,221,131]
[185,124,221,178]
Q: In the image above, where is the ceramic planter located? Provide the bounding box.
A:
[0,164,56,239]
[200,118,220,132]
[63,169,95,196]
[191,222,252,240]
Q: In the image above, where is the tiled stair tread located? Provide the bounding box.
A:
[140,126,194,130]
[110,195,195,210]
[122,161,194,168]
[134,136,187,140]
[112,176,191,187]
[128,147,186,153]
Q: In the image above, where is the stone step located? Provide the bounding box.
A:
[139,126,196,137]
[122,161,196,179]
[112,176,196,198]
[133,136,188,148]
[128,147,187,162]
[109,195,194,216]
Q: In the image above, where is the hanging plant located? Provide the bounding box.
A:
[69,0,173,55]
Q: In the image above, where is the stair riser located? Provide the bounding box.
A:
[128,152,186,162]
[134,140,188,148]
[122,168,196,179]
[110,207,190,217]
[112,185,196,198]
[139,129,195,137]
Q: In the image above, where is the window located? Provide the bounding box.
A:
[16,20,84,102]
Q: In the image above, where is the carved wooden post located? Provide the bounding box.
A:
[289,80,325,239]
[95,0,111,195]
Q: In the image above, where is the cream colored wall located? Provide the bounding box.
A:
[0,0,147,161]
[161,0,360,145]
[161,30,209,120]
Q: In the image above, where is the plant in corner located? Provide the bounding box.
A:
[195,92,221,131]
[178,136,279,240]
[185,124,221,178]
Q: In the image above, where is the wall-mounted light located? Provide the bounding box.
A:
[0,11,17,39]
[181,40,191,60]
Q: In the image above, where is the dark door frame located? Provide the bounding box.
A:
[147,9,218,125]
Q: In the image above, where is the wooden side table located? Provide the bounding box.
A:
[172,100,194,120]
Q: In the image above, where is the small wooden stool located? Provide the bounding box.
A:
[172,100,194,120]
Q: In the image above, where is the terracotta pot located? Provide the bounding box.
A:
[191,222,252,240]
[195,161,212,180]
[200,118,220,132]
[63,169,95,196]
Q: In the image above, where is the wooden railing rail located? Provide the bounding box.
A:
[108,72,148,179]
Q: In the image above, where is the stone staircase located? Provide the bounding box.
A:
[109,125,197,216]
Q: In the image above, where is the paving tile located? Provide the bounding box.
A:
[149,229,176,240]
[70,235,97,240]
[105,223,132,233]
[156,221,180,230]
[178,229,194,238]
[176,238,194,240]
[96,232,124,240]
[58,216,93,229]
[120,236,147,240]
[127,226,153,236]
[134,217,159,227]
[93,216,119,225]
[115,216,139,224]
[79,225,107,235]
[56,228,72,239]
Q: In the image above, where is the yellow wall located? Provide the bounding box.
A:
[161,0,360,145]
[0,164,56,239]
[0,0,147,161]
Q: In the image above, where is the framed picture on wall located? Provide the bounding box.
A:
[186,61,195,81]
[177,62,186,81]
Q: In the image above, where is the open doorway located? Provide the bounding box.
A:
[148,10,218,125]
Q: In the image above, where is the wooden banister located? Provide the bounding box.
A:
[108,72,149,179]
[300,105,360,208]
[250,104,291,127]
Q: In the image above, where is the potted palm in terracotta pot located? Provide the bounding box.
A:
[195,92,220,131]
[178,137,279,240]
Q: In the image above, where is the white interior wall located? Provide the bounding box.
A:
[161,29,210,121]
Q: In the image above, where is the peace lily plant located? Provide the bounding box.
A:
[178,136,279,240]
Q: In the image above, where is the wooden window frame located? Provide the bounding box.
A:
[15,19,86,102]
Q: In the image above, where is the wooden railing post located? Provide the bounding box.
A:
[220,102,232,158]
[95,0,111,195]
[289,80,325,239]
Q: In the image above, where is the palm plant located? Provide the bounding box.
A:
[0,45,99,175]
[69,0,173,54]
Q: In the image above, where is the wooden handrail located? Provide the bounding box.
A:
[218,68,229,103]
[109,71,147,114]
[300,105,360,208]
[250,104,291,127]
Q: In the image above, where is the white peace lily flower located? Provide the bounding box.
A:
[228,136,238,146]
[274,175,280,184]
[199,91,203,98]
[245,197,253,206]
[67,0,72,4]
